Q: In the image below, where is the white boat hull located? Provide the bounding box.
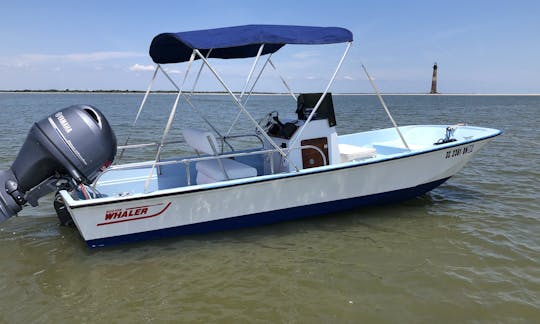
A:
[61,134,495,247]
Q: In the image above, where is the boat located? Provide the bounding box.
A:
[0,25,501,247]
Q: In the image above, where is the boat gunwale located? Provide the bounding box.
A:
[61,128,501,209]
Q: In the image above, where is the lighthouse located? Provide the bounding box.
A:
[430,63,438,94]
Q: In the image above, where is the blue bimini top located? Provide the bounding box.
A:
[149,24,353,64]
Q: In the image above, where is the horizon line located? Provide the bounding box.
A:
[1,89,539,96]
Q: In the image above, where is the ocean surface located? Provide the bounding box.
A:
[0,93,538,322]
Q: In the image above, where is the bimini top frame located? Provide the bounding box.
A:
[121,25,353,191]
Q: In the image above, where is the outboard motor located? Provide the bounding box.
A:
[0,105,116,222]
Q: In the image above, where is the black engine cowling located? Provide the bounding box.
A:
[0,105,116,222]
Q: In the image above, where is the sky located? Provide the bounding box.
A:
[0,0,539,94]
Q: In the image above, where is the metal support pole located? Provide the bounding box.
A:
[117,64,159,162]
[144,52,196,192]
[361,64,410,150]
[189,49,213,97]
[269,59,297,102]
[194,49,299,171]
[158,62,228,145]
[240,44,265,99]
[226,46,268,137]
[288,42,352,152]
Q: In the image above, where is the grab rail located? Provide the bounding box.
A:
[221,133,265,152]
[117,139,185,150]
[116,133,265,154]
[90,143,328,197]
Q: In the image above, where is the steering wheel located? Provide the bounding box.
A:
[257,111,279,133]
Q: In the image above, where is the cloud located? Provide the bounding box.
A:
[165,68,182,75]
[10,51,145,65]
[432,27,472,41]
[129,64,155,72]
[292,51,320,59]
[343,75,355,81]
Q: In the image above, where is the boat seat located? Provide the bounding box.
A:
[182,128,257,184]
[338,143,376,162]
[196,159,257,184]
[182,128,220,156]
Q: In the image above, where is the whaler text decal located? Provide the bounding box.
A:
[97,202,172,226]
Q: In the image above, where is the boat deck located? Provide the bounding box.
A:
[88,124,500,199]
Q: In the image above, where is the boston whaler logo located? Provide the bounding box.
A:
[97,202,172,226]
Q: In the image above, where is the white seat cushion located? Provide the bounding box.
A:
[196,158,257,182]
[339,144,376,162]
[196,171,215,185]
[182,128,219,155]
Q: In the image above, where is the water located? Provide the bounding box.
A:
[0,93,538,322]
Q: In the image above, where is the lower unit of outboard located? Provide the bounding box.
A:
[0,105,116,223]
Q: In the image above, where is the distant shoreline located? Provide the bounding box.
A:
[0,90,539,96]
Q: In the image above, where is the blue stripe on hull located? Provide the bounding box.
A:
[86,177,450,248]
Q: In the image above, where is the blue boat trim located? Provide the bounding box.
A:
[71,133,500,209]
[86,177,450,248]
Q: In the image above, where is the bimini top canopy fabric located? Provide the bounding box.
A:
[149,24,353,64]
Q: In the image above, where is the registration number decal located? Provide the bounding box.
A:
[445,144,474,159]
